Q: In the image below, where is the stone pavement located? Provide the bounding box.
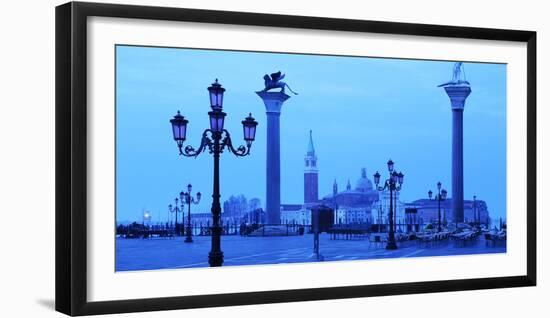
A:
[116,233,505,271]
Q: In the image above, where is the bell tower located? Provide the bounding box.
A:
[304,130,318,206]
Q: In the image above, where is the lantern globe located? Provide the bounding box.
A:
[391,171,398,183]
[242,113,258,146]
[170,111,189,141]
[197,192,202,201]
[442,189,448,200]
[187,183,192,193]
[179,191,185,201]
[207,79,225,110]
[373,171,381,186]
[208,110,226,132]
[398,172,404,184]
[428,190,433,199]
[387,159,394,172]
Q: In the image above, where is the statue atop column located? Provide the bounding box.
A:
[438,62,471,87]
[260,71,298,95]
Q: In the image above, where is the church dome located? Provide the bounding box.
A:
[355,168,373,192]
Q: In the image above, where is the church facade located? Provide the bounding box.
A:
[281,131,386,225]
[320,169,380,224]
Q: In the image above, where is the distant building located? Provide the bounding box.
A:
[320,168,379,224]
[280,204,310,225]
[191,212,242,226]
[406,198,489,225]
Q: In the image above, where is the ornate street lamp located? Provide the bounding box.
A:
[374,159,404,250]
[168,197,184,235]
[170,79,258,267]
[428,182,447,232]
[181,183,201,243]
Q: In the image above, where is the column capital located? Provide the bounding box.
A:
[444,86,471,110]
[256,91,291,114]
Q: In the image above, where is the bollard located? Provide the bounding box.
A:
[309,207,324,261]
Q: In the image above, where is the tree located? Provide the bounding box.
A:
[223,195,248,219]
[248,198,261,212]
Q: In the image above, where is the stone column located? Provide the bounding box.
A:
[444,86,471,224]
[256,91,291,224]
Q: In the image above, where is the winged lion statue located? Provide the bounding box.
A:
[260,71,298,95]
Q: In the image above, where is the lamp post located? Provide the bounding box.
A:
[374,159,404,250]
[168,197,183,235]
[182,184,201,243]
[428,182,448,232]
[170,79,258,267]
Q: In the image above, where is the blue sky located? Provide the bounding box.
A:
[115,45,506,224]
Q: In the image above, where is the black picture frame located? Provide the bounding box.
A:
[55,1,536,316]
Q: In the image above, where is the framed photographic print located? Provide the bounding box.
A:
[55,1,536,316]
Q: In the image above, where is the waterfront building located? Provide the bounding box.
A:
[406,198,489,225]
[280,204,311,225]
